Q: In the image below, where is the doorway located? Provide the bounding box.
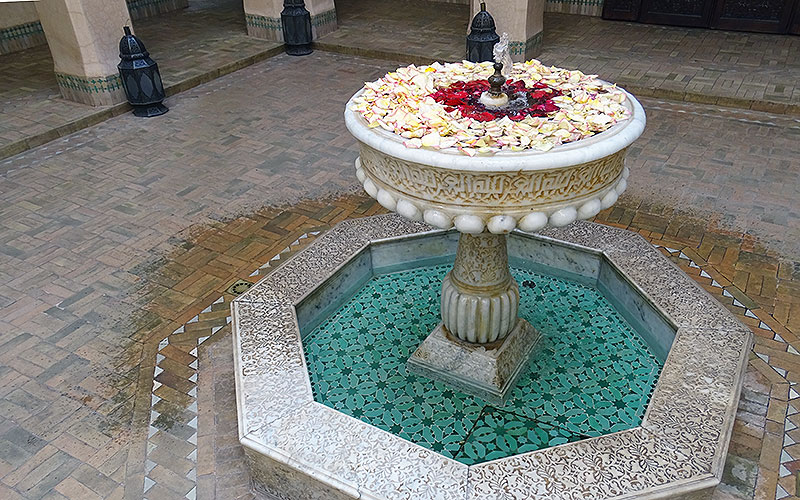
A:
[602,0,800,34]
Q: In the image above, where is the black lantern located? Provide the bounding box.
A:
[466,2,500,63]
[118,27,168,117]
[281,0,313,56]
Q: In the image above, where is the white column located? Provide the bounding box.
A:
[441,232,520,344]
[244,0,337,41]
[36,0,131,106]
[470,0,544,61]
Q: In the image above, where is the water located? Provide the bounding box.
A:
[303,264,662,464]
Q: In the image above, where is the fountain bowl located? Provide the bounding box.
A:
[344,85,646,234]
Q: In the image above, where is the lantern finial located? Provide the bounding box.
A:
[466,2,500,63]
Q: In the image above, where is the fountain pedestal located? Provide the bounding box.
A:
[345,67,647,405]
[408,232,540,403]
[442,232,517,343]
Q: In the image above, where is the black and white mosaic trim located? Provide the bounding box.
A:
[143,234,319,499]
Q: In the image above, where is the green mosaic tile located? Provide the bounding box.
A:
[0,21,43,42]
[245,14,283,32]
[302,263,662,464]
[458,409,583,465]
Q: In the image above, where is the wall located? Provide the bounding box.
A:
[0,2,47,55]
[126,0,189,21]
[0,0,190,56]
[470,0,545,60]
[244,0,337,41]
[544,0,603,16]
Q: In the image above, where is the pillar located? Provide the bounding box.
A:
[244,0,337,42]
[35,0,131,106]
[470,0,544,61]
[407,231,539,404]
[441,233,519,344]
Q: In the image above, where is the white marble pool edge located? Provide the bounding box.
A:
[231,214,753,500]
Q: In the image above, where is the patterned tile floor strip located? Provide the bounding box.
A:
[649,241,800,500]
[778,388,800,499]
[142,231,321,499]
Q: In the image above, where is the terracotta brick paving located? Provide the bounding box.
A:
[0,50,798,499]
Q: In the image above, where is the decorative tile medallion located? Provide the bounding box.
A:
[233,214,752,499]
[303,263,662,464]
[226,279,253,296]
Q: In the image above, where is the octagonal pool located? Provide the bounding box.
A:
[303,262,663,464]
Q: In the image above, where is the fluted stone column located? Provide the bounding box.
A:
[408,232,539,404]
[35,0,131,106]
[469,0,544,61]
[244,0,337,42]
[442,233,519,344]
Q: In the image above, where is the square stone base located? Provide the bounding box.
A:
[407,319,540,404]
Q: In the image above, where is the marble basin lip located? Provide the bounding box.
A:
[232,215,753,500]
[344,85,646,172]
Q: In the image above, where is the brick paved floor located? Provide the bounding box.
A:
[319,0,800,115]
[539,13,800,114]
[0,51,799,499]
[4,0,799,161]
[0,0,279,160]
[315,0,468,64]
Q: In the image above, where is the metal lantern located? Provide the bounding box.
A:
[466,2,500,63]
[281,0,313,56]
[118,27,168,117]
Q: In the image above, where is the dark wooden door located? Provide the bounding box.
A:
[603,0,800,33]
[790,0,800,33]
[638,0,716,27]
[602,0,642,21]
[711,0,795,32]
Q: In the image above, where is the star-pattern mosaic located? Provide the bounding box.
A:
[303,264,663,464]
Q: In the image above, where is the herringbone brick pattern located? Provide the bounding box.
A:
[143,230,323,499]
[0,0,280,159]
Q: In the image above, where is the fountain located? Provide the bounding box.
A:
[233,57,752,499]
[346,59,643,404]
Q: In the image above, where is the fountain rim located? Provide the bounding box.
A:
[233,215,752,500]
[344,83,646,173]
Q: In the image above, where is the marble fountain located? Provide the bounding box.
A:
[232,59,752,499]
